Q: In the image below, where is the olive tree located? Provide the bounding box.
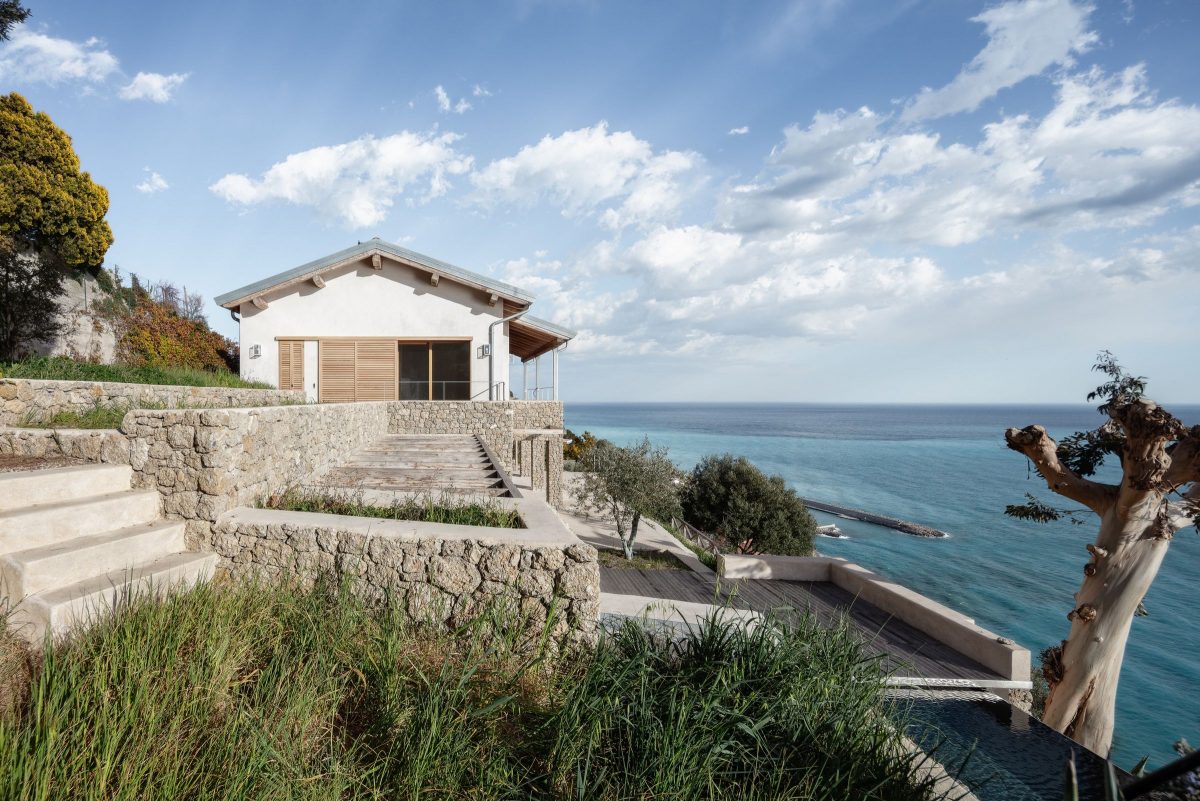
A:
[573,437,682,559]
[0,93,113,359]
[1005,353,1199,756]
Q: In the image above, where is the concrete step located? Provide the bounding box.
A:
[1,520,187,598]
[11,551,219,642]
[0,490,161,555]
[0,464,134,513]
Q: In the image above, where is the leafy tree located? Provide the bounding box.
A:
[682,454,817,556]
[573,438,682,559]
[0,1,30,41]
[563,429,602,462]
[1005,352,1199,756]
[0,93,113,359]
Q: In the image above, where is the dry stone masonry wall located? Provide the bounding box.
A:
[122,402,390,547]
[213,509,599,648]
[0,378,306,426]
[0,427,131,464]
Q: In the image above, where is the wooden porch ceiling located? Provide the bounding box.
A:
[509,319,566,362]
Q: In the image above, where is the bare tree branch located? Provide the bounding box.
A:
[1005,425,1117,515]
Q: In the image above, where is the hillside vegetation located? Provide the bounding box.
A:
[0,578,942,800]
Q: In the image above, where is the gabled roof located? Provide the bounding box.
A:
[213,237,536,309]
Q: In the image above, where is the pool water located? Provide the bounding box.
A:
[894,692,1127,800]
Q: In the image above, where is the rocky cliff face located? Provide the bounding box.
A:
[27,275,118,362]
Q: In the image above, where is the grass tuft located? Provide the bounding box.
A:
[0,577,940,800]
[1,356,272,389]
[264,487,524,529]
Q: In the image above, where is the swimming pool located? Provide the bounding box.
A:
[892,690,1128,800]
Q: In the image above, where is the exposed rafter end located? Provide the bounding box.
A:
[370,253,382,270]
[251,296,268,310]
[311,274,326,289]
[488,292,499,306]
[429,272,440,287]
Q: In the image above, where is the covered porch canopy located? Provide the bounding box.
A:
[509,314,576,400]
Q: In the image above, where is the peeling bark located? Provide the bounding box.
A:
[1008,406,1198,756]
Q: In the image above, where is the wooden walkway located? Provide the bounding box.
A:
[601,567,1009,687]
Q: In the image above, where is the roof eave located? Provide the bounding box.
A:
[213,239,536,309]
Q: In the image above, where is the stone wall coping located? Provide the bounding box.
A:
[0,425,122,436]
[221,505,584,548]
[296,485,576,543]
[514,428,564,436]
[719,553,1030,682]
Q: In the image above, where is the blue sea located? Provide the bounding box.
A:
[564,403,1200,769]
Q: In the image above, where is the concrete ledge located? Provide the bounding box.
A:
[719,554,1030,683]
[600,592,761,629]
[720,553,836,582]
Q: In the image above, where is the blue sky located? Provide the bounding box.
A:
[4,0,1199,403]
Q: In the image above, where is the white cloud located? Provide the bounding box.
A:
[722,64,1200,248]
[210,131,473,228]
[434,85,471,114]
[471,122,700,228]
[472,84,492,97]
[729,126,750,135]
[903,0,1097,122]
[135,170,169,194]
[119,71,189,102]
[0,24,119,86]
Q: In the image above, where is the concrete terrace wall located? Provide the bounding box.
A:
[214,507,599,648]
[721,554,1030,683]
[0,378,306,426]
[122,402,390,547]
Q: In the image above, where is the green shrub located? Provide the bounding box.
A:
[682,454,817,555]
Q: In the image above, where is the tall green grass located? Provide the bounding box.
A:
[0,578,942,800]
[264,488,524,528]
[1,356,272,389]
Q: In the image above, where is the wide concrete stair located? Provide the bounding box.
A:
[321,434,517,497]
[0,463,217,642]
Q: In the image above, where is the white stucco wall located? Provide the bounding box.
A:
[236,259,511,397]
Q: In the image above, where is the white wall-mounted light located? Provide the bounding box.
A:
[477,344,491,358]
[248,345,261,358]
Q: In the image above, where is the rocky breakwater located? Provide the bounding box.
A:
[799,498,950,538]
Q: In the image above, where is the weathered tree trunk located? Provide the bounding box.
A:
[1007,404,1198,756]
[624,511,642,560]
[1041,502,1171,756]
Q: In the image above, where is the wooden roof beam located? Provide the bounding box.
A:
[311,274,326,289]
[251,296,268,310]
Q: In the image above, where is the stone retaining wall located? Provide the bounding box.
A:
[122,402,390,547]
[0,427,130,463]
[0,378,306,426]
[214,507,599,648]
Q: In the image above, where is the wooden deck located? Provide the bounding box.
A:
[601,567,1010,687]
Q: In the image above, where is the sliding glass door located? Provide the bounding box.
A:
[398,341,471,400]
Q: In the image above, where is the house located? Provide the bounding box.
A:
[214,238,575,403]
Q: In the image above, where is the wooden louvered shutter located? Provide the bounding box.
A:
[353,341,398,401]
[319,341,356,402]
[278,341,305,391]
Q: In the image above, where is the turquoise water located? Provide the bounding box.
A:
[564,403,1200,768]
